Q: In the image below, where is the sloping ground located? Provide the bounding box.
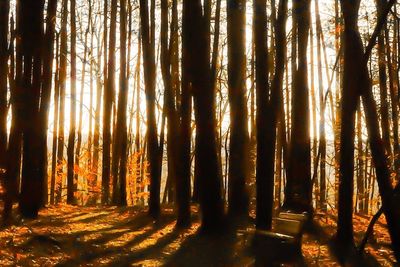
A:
[0,205,396,266]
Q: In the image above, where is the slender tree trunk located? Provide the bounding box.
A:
[50,33,60,205]
[37,0,57,206]
[67,0,77,204]
[87,2,94,169]
[180,0,193,222]
[140,0,161,218]
[56,0,68,204]
[112,0,128,206]
[254,0,269,229]
[356,108,365,213]
[315,0,326,211]
[3,12,21,220]
[309,3,318,206]
[333,0,341,208]
[92,23,104,197]
[102,0,117,205]
[336,0,360,247]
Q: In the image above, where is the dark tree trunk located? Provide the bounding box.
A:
[184,0,224,233]
[102,0,117,205]
[112,0,128,206]
[253,0,269,229]
[140,0,161,218]
[38,0,57,206]
[180,0,193,222]
[18,0,45,218]
[0,0,9,170]
[56,0,68,204]
[283,0,312,213]
[3,13,21,220]
[227,0,249,218]
[67,0,77,205]
[336,0,361,247]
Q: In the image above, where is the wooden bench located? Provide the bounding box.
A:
[252,212,309,260]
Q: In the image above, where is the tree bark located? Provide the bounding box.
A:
[227,0,249,218]
[140,0,161,218]
[102,0,117,205]
[112,0,128,206]
[0,0,9,170]
[184,0,224,232]
[283,0,312,213]
[67,0,77,205]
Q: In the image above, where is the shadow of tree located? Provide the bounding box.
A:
[54,213,175,266]
[165,229,249,267]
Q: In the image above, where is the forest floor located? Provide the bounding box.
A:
[0,205,396,266]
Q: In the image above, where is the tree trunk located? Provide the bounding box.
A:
[336,0,360,247]
[140,0,161,218]
[184,0,224,232]
[315,0,326,211]
[180,0,193,224]
[67,0,77,205]
[19,0,45,218]
[50,33,60,205]
[254,0,269,229]
[102,0,117,205]
[112,0,128,206]
[3,13,21,220]
[283,0,312,213]
[227,0,249,218]
[0,0,9,170]
[56,0,68,204]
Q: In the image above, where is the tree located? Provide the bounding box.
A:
[50,33,60,205]
[140,0,161,218]
[0,0,9,171]
[18,0,46,218]
[254,0,270,230]
[184,0,224,232]
[102,0,117,205]
[283,0,312,213]
[336,0,361,247]
[315,0,327,211]
[111,0,128,206]
[227,0,249,218]
[2,0,21,220]
[56,0,68,203]
[67,0,77,204]
[39,0,58,206]
[179,0,193,227]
